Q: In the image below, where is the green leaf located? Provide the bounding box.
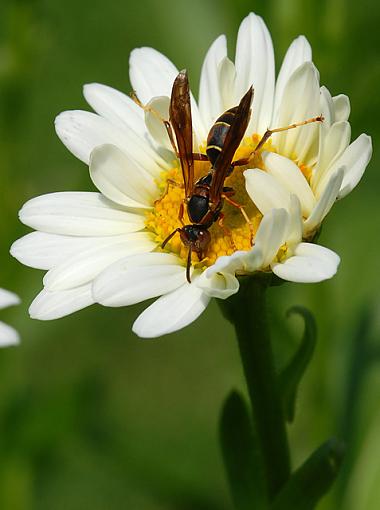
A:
[219,390,268,510]
[279,306,317,422]
[270,438,345,510]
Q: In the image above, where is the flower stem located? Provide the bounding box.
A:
[219,275,291,500]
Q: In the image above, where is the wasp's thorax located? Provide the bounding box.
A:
[188,173,223,225]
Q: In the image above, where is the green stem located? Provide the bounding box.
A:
[219,275,291,500]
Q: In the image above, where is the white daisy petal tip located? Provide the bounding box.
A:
[235,12,275,133]
[0,289,21,347]
[29,285,94,321]
[0,288,21,309]
[131,279,210,339]
[273,34,312,117]
[273,243,340,283]
[332,94,351,122]
[199,33,227,126]
[18,192,146,236]
[338,133,372,199]
[0,322,20,347]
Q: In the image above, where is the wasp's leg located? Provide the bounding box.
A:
[178,200,186,226]
[254,115,324,153]
[217,212,236,251]
[154,179,184,206]
[222,194,254,245]
[222,186,235,197]
[131,92,179,156]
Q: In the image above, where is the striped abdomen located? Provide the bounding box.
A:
[206,106,238,167]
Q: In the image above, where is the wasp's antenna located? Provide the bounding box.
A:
[161,228,181,249]
[186,246,193,284]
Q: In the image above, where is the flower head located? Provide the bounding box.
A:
[11,13,372,337]
[0,288,20,346]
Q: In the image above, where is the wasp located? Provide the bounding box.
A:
[146,71,323,283]
[158,71,254,282]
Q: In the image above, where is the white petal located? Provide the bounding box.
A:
[29,284,95,321]
[206,249,260,278]
[19,192,145,236]
[262,152,315,216]
[337,134,372,199]
[319,86,334,128]
[273,62,320,166]
[55,110,164,175]
[144,96,172,150]
[129,47,206,143]
[255,208,289,268]
[29,284,94,320]
[0,288,21,310]
[273,242,340,283]
[90,144,157,208]
[273,35,312,122]
[132,279,210,338]
[11,232,82,270]
[0,322,19,347]
[285,194,303,247]
[93,253,186,306]
[234,13,275,134]
[244,169,291,214]
[206,251,244,276]
[129,47,179,104]
[218,57,237,112]
[199,35,227,127]
[305,168,344,235]
[311,121,351,189]
[315,134,372,199]
[83,83,147,139]
[10,232,135,270]
[333,94,350,122]
[196,269,239,299]
[43,233,156,291]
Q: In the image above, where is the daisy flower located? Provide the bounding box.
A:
[0,288,20,346]
[11,13,371,337]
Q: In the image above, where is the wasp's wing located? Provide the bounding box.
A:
[169,71,194,199]
[209,87,253,203]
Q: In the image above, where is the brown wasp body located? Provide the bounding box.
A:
[159,71,324,283]
[161,71,254,282]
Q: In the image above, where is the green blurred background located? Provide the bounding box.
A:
[0,0,379,508]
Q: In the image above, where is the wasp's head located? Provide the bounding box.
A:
[180,225,211,261]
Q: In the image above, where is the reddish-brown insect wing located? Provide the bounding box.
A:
[169,70,195,198]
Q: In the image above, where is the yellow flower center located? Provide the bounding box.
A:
[145,132,313,268]
[145,134,276,268]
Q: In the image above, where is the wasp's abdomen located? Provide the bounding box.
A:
[206,107,238,167]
